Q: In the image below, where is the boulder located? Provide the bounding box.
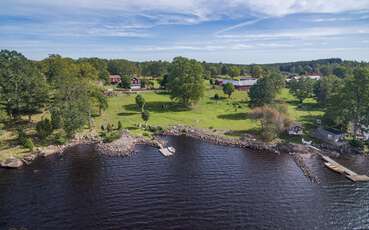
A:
[1,157,24,168]
[22,154,37,165]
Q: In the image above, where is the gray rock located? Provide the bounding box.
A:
[1,157,24,168]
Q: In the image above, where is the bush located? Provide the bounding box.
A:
[117,121,122,130]
[214,93,220,100]
[350,139,364,148]
[101,130,122,143]
[23,138,34,151]
[36,119,53,140]
[16,128,28,146]
[54,132,66,145]
[101,124,105,131]
[146,125,164,134]
[106,123,113,132]
[51,109,62,129]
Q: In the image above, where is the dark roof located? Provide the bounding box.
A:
[325,128,344,135]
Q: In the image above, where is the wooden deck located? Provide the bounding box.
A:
[320,154,369,182]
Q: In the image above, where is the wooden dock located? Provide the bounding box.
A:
[320,154,369,182]
[159,147,174,157]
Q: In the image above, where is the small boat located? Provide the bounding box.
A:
[167,147,176,153]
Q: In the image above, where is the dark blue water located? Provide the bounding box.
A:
[1,136,369,229]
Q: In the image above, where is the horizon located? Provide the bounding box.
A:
[1,1,369,64]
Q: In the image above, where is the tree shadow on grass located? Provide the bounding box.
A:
[117,112,137,116]
[299,114,322,130]
[217,112,251,120]
[124,101,190,113]
[224,128,259,138]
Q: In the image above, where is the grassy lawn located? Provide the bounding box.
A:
[0,84,324,161]
[94,86,258,137]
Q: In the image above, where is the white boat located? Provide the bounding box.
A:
[167,147,176,153]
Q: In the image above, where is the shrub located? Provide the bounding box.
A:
[24,138,34,151]
[214,93,220,100]
[350,139,364,148]
[36,119,53,140]
[117,121,122,130]
[51,109,62,129]
[101,130,122,143]
[16,128,28,146]
[101,124,105,131]
[106,123,113,132]
[54,132,66,145]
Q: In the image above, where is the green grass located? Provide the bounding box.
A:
[0,85,324,161]
[94,86,258,137]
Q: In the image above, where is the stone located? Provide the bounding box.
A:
[1,157,24,168]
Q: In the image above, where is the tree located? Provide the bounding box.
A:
[118,75,131,89]
[167,57,204,106]
[229,66,240,78]
[223,83,235,98]
[250,65,264,78]
[251,105,292,141]
[36,118,53,141]
[314,75,342,106]
[160,74,169,89]
[141,110,150,126]
[289,77,315,103]
[135,94,145,112]
[333,65,351,78]
[0,50,50,120]
[249,75,279,107]
[268,72,285,94]
[324,68,369,138]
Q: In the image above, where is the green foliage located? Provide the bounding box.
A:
[54,132,66,145]
[249,78,275,107]
[23,138,34,151]
[160,74,169,89]
[135,94,146,111]
[314,75,342,106]
[167,57,205,106]
[100,130,122,143]
[333,65,351,78]
[250,65,265,78]
[141,110,150,125]
[288,77,315,103]
[214,93,220,100]
[117,121,122,130]
[324,67,369,138]
[36,118,53,140]
[119,75,131,89]
[228,66,240,77]
[16,128,28,146]
[50,108,62,129]
[0,50,49,119]
[223,83,235,98]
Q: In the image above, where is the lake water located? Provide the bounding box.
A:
[1,136,369,229]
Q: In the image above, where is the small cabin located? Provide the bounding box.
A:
[288,123,304,136]
[314,127,345,146]
[109,75,121,84]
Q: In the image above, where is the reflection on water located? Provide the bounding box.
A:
[1,136,369,229]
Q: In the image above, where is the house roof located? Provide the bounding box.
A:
[222,78,258,87]
[325,128,344,135]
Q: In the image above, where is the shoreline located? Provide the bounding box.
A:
[0,125,323,184]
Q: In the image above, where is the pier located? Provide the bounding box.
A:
[320,154,369,182]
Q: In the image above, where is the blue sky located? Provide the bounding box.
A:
[1,0,369,64]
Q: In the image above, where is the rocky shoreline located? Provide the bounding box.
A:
[0,125,322,184]
[163,125,322,183]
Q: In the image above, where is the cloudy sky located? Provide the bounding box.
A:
[1,0,369,63]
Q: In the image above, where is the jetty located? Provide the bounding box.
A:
[157,142,175,157]
[320,154,369,182]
